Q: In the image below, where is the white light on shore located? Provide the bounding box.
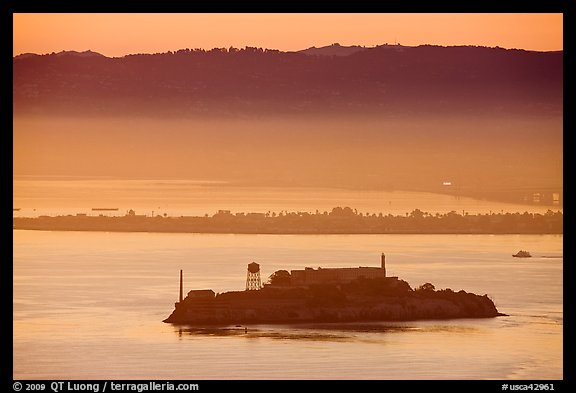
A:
[442,182,452,186]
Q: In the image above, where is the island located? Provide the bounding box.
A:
[13,206,563,234]
[163,256,505,325]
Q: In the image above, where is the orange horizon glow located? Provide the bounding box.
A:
[13,13,563,57]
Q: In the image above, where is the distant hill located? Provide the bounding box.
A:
[12,44,563,200]
[298,43,367,57]
[14,50,105,60]
[53,50,106,58]
[13,44,562,117]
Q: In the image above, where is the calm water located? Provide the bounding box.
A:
[13,230,563,380]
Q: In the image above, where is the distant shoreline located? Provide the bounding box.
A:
[13,208,563,235]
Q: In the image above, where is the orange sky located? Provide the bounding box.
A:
[13,13,562,57]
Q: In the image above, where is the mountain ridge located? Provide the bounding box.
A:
[13,43,562,59]
[13,44,562,117]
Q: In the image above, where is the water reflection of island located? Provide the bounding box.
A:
[13,206,562,234]
[175,324,478,340]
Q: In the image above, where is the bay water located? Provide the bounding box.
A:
[13,230,562,380]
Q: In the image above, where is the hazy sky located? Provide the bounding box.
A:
[13,13,562,57]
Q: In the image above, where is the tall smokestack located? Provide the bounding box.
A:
[179,269,183,303]
[381,253,386,277]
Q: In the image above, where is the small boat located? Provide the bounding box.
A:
[513,250,532,258]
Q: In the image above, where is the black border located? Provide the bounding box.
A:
[561,4,574,386]
[6,1,570,13]
[6,1,573,391]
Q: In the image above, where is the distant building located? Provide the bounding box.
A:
[246,212,266,218]
[176,289,216,310]
[186,289,215,299]
[290,266,386,286]
[290,253,393,286]
[125,209,146,218]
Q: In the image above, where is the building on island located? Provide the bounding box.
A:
[289,253,393,286]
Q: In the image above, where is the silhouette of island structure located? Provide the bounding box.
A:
[13,206,563,234]
[163,254,505,325]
